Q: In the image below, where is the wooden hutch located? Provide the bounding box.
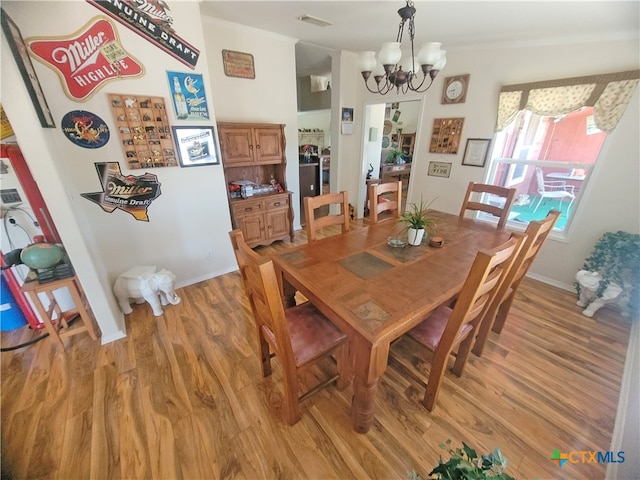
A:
[218,122,294,247]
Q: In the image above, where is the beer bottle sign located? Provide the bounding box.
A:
[167,71,210,120]
[173,77,189,120]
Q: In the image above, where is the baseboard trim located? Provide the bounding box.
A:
[101,330,127,345]
[525,272,575,292]
[176,265,238,289]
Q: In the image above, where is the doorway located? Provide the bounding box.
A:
[358,97,424,219]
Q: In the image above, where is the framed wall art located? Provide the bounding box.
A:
[462,138,492,167]
[222,50,255,79]
[429,117,465,154]
[1,8,55,128]
[428,161,452,178]
[172,126,219,167]
[109,94,176,169]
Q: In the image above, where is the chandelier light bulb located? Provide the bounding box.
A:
[417,42,442,66]
[358,51,377,72]
[378,42,402,66]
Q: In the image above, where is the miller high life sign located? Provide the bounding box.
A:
[28,17,144,101]
[86,0,200,69]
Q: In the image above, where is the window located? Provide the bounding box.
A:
[480,71,639,234]
[485,108,605,232]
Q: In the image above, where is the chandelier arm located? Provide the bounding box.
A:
[407,73,435,93]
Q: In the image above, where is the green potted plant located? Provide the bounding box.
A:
[399,197,436,246]
[576,231,640,316]
[385,148,404,164]
[409,440,515,480]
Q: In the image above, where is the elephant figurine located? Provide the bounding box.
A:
[113,266,181,316]
[575,270,626,318]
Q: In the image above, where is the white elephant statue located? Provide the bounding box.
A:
[113,266,181,316]
[575,270,626,318]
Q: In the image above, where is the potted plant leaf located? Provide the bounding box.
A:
[409,440,515,480]
[399,197,436,246]
[385,148,404,164]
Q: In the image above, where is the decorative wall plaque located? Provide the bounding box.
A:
[429,117,465,154]
[222,50,255,79]
[109,94,176,169]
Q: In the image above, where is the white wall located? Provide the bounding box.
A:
[2,1,237,342]
[346,37,639,288]
[297,110,331,147]
[201,16,301,229]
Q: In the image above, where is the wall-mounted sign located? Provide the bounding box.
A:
[167,71,209,120]
[222,50,255,79]
[428,161,452,178]
[86,0,200,69]
[61,110,110,148]
[172,126,219,167]
[28,17,144,102]
[81,162,162,221]
[0,105,14,139]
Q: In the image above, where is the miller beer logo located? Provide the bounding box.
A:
[27,17,144,101]
[86,0,199,69]
[82,162,162,221]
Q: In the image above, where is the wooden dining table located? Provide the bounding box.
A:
[271,210,511,433]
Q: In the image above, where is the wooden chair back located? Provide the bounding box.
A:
[229,229,349,425]
[472,209,561,356]
[459,182,517,228]
[404,232,526,410]
[368,180,402,224]
[304,191,350,242]
[364,178,382,217]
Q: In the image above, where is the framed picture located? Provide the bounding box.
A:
[172,126,219,167]
[462,138,492,167]
[428,161,452,178]
[1,8,55,128]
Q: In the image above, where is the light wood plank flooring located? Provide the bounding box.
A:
[1,226,631,479]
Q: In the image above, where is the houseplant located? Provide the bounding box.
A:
[576,231,640,316]
[409,440,514,480]
[385,148,404,164]
[399,197,436,246]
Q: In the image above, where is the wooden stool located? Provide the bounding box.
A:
[21,275,99,350]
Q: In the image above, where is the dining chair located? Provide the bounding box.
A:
[363,178,382,217]
[534,167,575,214]
[304,191,350,242]
[368,180,402,224]
[229,229,349,425]
[459,182,517,228]
[472,209,561,356]
[397,232,526,411]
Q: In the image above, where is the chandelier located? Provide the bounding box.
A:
[358,1,446,95]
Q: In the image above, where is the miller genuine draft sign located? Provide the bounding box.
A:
[82,162,162,221]
[27,17,144,101]
[86,0,200,69]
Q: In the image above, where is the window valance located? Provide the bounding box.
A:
[496,70,639,133]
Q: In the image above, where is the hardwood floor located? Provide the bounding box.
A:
[1,226,631,480]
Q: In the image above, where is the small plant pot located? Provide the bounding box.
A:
[407,228,425,246]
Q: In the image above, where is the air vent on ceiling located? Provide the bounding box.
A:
[297,14,333,27]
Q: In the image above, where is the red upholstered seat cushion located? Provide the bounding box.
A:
[407,305,473,351]
[263,302,347,367]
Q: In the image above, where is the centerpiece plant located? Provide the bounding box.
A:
[398,197,436,246]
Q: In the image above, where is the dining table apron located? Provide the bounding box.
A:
[271,210,511,433]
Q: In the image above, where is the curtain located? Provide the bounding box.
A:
[496,70,639,132]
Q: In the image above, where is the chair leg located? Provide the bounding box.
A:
[533,195,544,213]
[472,301,500,357]
[282,366,302,426]
[335,343,351,390]
[492,290,516,334]
[422,347,450,411]
[451,333,475,377]
[258,331,273,377]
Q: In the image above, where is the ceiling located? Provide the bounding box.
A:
[199,1,639,76]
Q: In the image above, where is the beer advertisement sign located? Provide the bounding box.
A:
[167,71,209,120]
[27,17,144,101]
[86,0,200,69]
[61,110,110,148]
[82,162,162,221]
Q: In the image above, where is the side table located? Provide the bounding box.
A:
[21,275,99,350]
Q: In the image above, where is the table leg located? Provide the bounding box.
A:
[351,376,379,434]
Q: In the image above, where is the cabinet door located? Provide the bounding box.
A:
[219,127,254,165]
[237,214,266,245]
[253,127,283,164]
[266,209,290,240]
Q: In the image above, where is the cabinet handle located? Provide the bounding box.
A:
[245,207,253,212]
[256,144,261,149]
[273,202,281,206]
[268,225,272,229]
[249,144,254,149]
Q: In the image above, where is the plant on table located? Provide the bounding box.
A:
[409,439,515,480]
[398,197,437,245]
[385,148,404,164]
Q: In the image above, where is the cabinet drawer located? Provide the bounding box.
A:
[265,195,289,210]
[232,200,264,217]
